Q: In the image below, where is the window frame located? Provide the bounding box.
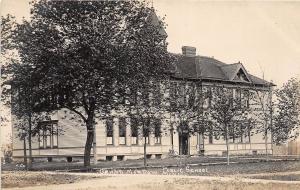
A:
[119,117,126,145]
[38,120,58,149]
[106,118,114,145]
[130,117,139,145]
[154,119,162,144]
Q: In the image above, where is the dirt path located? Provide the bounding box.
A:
[3,172,300,190]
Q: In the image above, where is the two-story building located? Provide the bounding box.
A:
[11,45,274,161]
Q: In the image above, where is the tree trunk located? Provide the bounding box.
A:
[23,136,28,170]
[28,114,32,170]
[144,136,147,167]
[225,124,230,165]
[84,114,94,168]
[198,132,201,155]
[265,128,268,160]
[93,126,97,165]
[171,127,174,151]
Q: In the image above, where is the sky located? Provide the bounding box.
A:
[1,0,300,145]
[153,0,300,86]
[1,0,300,85]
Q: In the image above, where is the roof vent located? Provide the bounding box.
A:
[182,46,196,57]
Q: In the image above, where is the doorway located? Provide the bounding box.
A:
[179,133,189,155]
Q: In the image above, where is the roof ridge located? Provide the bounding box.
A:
[220,62,241,67]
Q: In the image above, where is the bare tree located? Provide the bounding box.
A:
[251,85,274,156]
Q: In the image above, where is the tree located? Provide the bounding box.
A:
[273,78,300,144]
[8,0,173,167]
[7,62,56,169]
[9,64,35,169]
[1,14,16,129]
[1,14,16,58]
[1,14,16,164]
[168,78,213,155]
[127,79,168,167]
[251,84,274,156]
[209,86,254,165]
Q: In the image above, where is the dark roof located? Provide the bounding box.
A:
[171,55,274,87]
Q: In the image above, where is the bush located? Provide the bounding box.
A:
[1,144,13,163]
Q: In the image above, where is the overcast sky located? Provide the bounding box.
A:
[1,0,300,86]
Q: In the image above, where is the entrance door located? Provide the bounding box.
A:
[179,133,189,155]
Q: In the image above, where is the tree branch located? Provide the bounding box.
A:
[63,105,87,123]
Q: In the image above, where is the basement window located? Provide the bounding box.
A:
[117,155,124,161]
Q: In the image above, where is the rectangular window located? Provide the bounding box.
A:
[234,88,242,107]
[154,119,162,144]
[141,87,150,106]
[229,124,235,143]
[178,82,186,106]
[242,90,250,108]
[119,117,126,145]
[208,130,213,144]
[237,123,251,143]
[203,87,212,108]
[246,124,251,143]
[131,117,138,145]
[152,82,162,107]
[39,120,58,149]
[240,128,244,143]
[142,119,150,144]
[239,124,247,143]
[129,88,138,105]
[248,129,251,143]
[187,83,196,109]
[169,81,177,109]
[106,118,113,145]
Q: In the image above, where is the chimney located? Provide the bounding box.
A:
[182,46,196,57]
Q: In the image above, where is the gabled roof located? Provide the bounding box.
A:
[221,63,252,82]
[171,55,274,87]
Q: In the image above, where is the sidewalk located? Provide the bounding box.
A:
[3,171,300,190]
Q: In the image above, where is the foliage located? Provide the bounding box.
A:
[1,144,13,163]
[208,86,255,164]
[168,79,210,136]
[1,14,16,57]
[273,78,300,144]
[127,79,169,166]
[7,0,173,167]
[1,14,16,126]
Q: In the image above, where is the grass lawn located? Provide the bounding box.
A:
[1,171,106,189]
[2,156,300,189]
[2,155,300,172]
[250,174,300,181]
